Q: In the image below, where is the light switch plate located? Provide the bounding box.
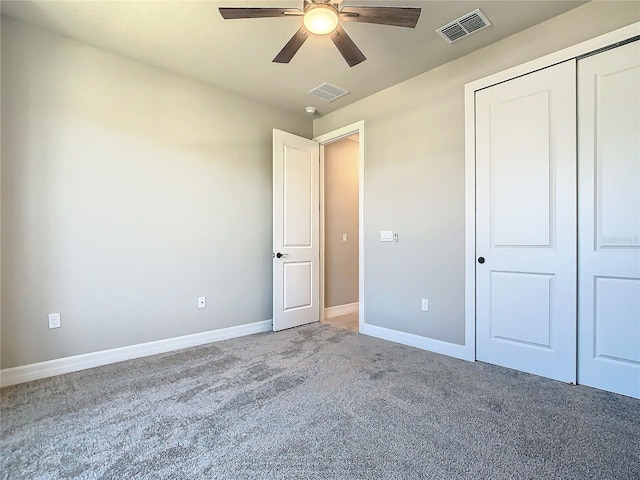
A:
[198,296,206,309]
[342,234,348,243]
[381,230,394,242]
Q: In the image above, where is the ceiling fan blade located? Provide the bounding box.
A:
[330,25,366,67]
[273,27,309,63]
[219,8,302,19]
[339,7,421,28]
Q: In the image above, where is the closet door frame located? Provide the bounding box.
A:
[462,22,640,363]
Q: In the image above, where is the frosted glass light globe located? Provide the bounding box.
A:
[303,5,339,35]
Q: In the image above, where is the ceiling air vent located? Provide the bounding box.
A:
[436,9,492,44]
[307,82,350,103]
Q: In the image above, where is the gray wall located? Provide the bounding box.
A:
[313,1,640,345]
[0,16,312,369]
[324,137,359,308]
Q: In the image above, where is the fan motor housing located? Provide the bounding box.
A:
[304,1,339,12]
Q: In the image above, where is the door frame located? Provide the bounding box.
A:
[313,121,365,332]
[464,23,640,362]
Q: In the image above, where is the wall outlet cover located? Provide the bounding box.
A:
[198,296,206,309]
[48,313,61,329]
[421,299,429,312]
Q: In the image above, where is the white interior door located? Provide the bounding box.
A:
[273,129,320,331]
[577,41,640,399]
[475,60,577,382]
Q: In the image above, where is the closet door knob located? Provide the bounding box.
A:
[478,257,485,264]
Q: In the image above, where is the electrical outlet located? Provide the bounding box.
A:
[198,296,206,309]
[421,299,429,312]
[48,313,61,329]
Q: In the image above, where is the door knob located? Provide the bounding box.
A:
[478,257,485,264]
[276,252,287,259]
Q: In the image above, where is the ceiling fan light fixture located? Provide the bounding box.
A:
[220,3,421,66]
[303,4,339,35]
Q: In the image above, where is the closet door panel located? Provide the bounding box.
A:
[475,60,577,382]
[578,40,640,399]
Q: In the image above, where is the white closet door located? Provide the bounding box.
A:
[476,60,577,382]
[578,41,640,399]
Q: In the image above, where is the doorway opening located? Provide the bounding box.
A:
[271,122,364,332]
[314,121,365,334]
[320,134,360,332]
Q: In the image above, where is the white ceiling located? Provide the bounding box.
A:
[1,0,587,117]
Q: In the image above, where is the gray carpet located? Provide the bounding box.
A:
[2,323,639,480]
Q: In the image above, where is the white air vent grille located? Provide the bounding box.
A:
[307,82,350,103]
[436,9,491,44]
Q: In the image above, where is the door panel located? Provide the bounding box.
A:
[284,149,313,247]
[283,262,313,311]
[578,41,640,398]
[491,90,551,247]
[273,129,319,331]
[490,272,553,348]
[593,277,640,364]
[476,60,577,382]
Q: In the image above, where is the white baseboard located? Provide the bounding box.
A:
[324,302,359,319]
[0,320,273,388]
[361,323,473,361]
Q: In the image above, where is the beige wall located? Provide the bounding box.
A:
[324,137,359,308]
[314,2,640,345]
[0,16,312,369]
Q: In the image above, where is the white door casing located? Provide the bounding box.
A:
[475,61,577,382]
[577,41,640,398]
[273,129,320,331]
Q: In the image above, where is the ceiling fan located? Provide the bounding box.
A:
[219,1,421,67]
